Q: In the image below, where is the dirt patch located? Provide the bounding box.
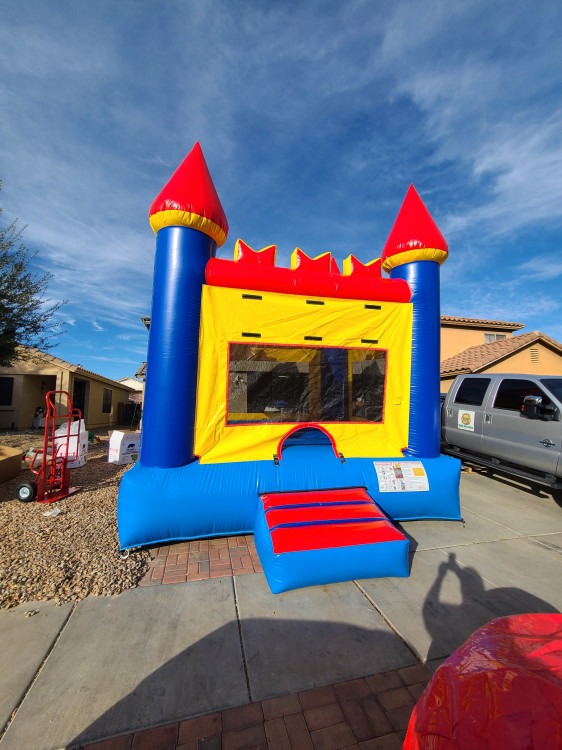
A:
[0,432,150,609]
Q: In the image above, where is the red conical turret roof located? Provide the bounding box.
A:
[381,185,447,271]
[148,142,228,247]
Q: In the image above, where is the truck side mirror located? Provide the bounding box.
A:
[539,403,561,422]
[521,395,542,419]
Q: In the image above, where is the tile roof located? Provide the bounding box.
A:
[440,331,562,377]
[440,315,524,330]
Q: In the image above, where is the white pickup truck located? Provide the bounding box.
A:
[441,373,562,489]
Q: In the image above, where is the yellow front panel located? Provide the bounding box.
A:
[194,285,412,464]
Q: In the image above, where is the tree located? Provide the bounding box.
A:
[0,183,66,366]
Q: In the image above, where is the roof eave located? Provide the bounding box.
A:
[440,367,472,378]
[440,316,525,331]
[75,367,136,391]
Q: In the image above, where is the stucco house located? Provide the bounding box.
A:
[440,315,525,360]
[440,327,562,391]
[116,377,144,402]
[0,348,136,431]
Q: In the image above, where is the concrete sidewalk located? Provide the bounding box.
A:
[0,471,561,750]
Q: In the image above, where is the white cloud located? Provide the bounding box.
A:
[2,0,562,376]
[442,274,560,329]
[516,253,562,281]
[377,0,562,240]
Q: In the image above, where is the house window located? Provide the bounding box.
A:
[227,343,387,424]
[102,388,112,413]
[0,377,14,407]
[484,333,507,344]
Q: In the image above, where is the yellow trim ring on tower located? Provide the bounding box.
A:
[382,247,448,272]
[149,210,227,247]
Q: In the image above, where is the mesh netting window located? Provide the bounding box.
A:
[227,344,386,424]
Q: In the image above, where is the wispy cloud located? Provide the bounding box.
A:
[1,0,561,378]
[378,0,562,237]
[442,275,560,326]
[516,253,562,281]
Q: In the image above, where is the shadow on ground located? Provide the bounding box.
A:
[62,572,560,749]
[465,463,562,510]
[422,551,558,661]
[65,617,411,749]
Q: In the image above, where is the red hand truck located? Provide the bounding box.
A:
[16,390,82,503]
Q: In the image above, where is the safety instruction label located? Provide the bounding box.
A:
[374,461,430,492]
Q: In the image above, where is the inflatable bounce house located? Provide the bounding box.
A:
[118,143,461,593]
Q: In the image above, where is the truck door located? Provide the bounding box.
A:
[481,377,560,475]
[443,376,490,453]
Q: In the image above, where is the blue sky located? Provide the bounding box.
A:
[1,0,562,382]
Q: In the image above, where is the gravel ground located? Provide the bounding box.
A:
[0,432,151,609]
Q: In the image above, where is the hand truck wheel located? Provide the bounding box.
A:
[16,482,37,503]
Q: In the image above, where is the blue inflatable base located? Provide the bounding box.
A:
[117,446,461,592]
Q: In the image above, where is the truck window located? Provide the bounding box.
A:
[493,379,550,411]
[454,378,491,406]
[540,378,562,402]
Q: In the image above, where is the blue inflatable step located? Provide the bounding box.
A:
[254,487,410,593]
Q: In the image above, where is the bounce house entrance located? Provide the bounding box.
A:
[254,487,409,593]
[259,428,411,591]
[277,425,339,460]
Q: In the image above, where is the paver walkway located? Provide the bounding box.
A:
[88,537,427,750]
[139,536,263,586]
[84,662,431,750]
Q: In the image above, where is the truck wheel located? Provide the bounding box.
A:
[16,482,37,502]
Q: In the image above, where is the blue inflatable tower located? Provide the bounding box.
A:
[381,185,449,458]
[140,143,229,468]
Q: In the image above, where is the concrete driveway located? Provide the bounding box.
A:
[0,469,560,749]
[362,469,562,667]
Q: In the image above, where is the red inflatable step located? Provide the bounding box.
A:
[266,502,384,529]
[260,487,406,554]
[270,519,406,554]
[261,487,373,511]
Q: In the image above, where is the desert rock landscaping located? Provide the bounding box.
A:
[0,433,150,609]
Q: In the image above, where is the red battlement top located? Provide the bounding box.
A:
[205,185,447,302]
[205,240,411,303]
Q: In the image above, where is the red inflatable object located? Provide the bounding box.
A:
[148,142,229,246]
[404,614,562,749]
[381,184,448,269]
[206,242,411,302]
[261,488,406,554]
[261,486,374,511]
